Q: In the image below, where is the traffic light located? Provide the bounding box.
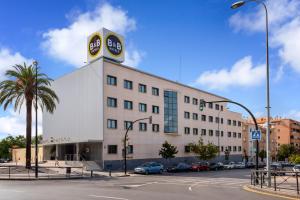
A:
[199,100,206,111]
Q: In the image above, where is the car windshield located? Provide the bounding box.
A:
[141,163,151,167]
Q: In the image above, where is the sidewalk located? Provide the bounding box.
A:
[244,185,300,199]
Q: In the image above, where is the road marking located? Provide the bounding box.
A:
[89,195,129,200]
[119,182,157,188]
[243,186,298,200]
[0,189,24,193]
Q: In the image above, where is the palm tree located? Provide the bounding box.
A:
[0,63,59,168]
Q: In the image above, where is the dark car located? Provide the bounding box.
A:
[246,162,255,168]
[208,162,224,171]
[191,162,209,172]
[167,163,191,173]
[264,163,285,175]
[0,159,4,163]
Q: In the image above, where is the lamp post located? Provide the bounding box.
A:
[123,116,152,175]
[231,0,271,187]
[33,60,38,179]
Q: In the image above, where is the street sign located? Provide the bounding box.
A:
[251,130,261,140]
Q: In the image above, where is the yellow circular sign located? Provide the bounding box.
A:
[105,33,123,58]
[88,32,102,58]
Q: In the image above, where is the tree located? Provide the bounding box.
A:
[258,150,266,162]
[189,138,218,161]
[277,144,296,161]
[159,141,178,160]
[289,154,300,164]
[0,135,26,159]
[224,148,230,161]
[243,149,249,162]
[0,63,59,168]
[32,135,43,145]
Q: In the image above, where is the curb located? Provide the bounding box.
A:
[243,185,300,200]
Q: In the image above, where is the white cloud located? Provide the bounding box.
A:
[229,0,300,75]
[0,48,32,80]
[0,107,42,137]
[194,56,265,90]
[42,3,143,67]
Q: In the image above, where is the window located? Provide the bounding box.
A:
[184,96,190,103]
[107,97,117,107]
[201,129,206,136]
[221,105,223,111]
[124,100,133,110]
[139,103,147,112]
[233,120,237,126]
[228,146,232,151]
[238,133,241,138]
[215,104,220,110]
[127,145,133,154]
[192,98,198,105]
[124,121,133,130]
[227,119,232,125]
[209,116,213,123]
[139,123,147,131]
[193,128,198,135]
[185,145,191,153]
[208,102,213,109]
[152,87,159,96]
[221,131,224,137]
[152,105,159,114]
[238,146,242,152]
[184,111,190,119]
[124,80,133,89]
[107,119,117,129]
[138,84,147,93]
[184,127,190,134]
[152,124,159,132]
[108,145,117,154]
[238,121,242,127]
[201,115,206,121]
[193,113,198,120]
[233,146,237,152]
[107,75,117,86]
[215,117,220,124]
[233,132,237,138]
[164,91,178,133]
[209,130,213,136]
[227,132,231,137]
[216,130,220,137]
[221,146,224,152]
[221,118,224,124]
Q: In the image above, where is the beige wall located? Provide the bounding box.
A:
[12,146,43,164]
[103,60,243,161]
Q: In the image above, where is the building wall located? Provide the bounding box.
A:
[12,146,43,164]
[43,59,104,145]
[102,60,243,163]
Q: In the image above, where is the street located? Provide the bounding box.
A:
[0,169,282,200]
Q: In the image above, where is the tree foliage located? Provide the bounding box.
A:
[277,144,296,161]
[289,154,300,164]
[159,141,178,160]
[0,135,26,159]
[0,63,58,167]
[189,138,218,161]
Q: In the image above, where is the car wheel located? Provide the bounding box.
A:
[145,170,149,175]
[159,169,163,174]
[197,168,200,172]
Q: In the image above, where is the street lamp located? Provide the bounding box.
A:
[123,116,152,175]
[33,60,38,179]
[231,0,271,187]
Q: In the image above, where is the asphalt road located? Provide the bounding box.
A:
[0,169,283,200]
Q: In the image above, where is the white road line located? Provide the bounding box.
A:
[119,182,157,188]
[89,195,129,200]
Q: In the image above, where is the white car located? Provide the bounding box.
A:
[293,165,300,172]
[224,162,236,169]
[236,162,246,169]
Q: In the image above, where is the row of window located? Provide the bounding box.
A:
[107,144,242,155]
[184,96,223,111]
[107,75,159,96]
[108,119,160,132]
[183,128,242,138]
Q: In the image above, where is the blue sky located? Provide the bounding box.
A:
[0,0,300,138]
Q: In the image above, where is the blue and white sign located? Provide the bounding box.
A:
[251,130,261,140]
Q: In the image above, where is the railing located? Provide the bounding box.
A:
[251,170,300,195]
[0,165,90,180]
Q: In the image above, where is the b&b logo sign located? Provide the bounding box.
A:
[88,33,102,57]
[106,34,123,57]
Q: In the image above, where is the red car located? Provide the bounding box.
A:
[191,162,209,172]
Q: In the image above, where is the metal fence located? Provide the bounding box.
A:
[0,165,90,180]
[251,170,300,195]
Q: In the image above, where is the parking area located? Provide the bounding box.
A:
[0,169,283,200]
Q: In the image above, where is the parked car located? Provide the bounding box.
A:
[246,162,255,168]
[236,162,246,169]
[224,162,236,169]
[264,163,285,175]
[167,163,192,173]
[208,162,224,171]
[293,165,300,172]
[0,159,5,163]
[134,162,164,175]
[191,162,209,172]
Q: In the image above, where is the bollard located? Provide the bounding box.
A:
[109,170,111,177]
[296,172,299,195]
[8,166,10,179]
[91,170,93,178]
[250,173,253,185]
[274,173,276,191]
[260,171,263,188]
